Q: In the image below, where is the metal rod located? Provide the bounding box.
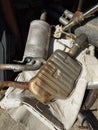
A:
[0,81,28,90]
[40,11,47,21]
[63,4,98,31]
[0,63,42,72]
[83,3,98,18]
[63,21,75,31]
[77,0,84,11]
[87,82,98,89]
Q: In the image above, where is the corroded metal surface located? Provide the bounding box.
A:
[0,81,28,90]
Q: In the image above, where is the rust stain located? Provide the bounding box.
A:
[0,81,28,90]
[78,125,88,129]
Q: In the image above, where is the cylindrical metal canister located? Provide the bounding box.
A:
[23,20,51,61]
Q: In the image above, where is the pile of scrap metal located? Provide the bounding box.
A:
[0,0,98,130]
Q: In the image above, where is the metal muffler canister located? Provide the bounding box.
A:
[29,50,82,103]
[23,20,51,61]
[29,34,88,104]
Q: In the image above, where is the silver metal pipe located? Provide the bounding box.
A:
[0,63,42,72]
[63,20,75,31]
[40,11,47,21]
[83,3,98,18]
[87,82,98,89]
[63,4,98,31]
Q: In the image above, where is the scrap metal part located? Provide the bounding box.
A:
[56,4,98,39]
[59,0,83,26]
[0,49,82,104]
[23,20,51,61]
[0,63,42,72]
[29,50,82,103]
[0,34,89,104]
[29,34,88,104]
[62,4,98,31]
[0,2,98,130]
